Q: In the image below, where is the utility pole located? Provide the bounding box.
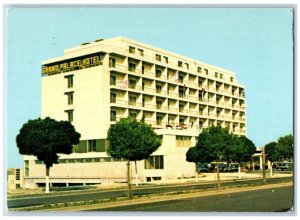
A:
[262,146,266,184]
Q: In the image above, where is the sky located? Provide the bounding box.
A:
[5,7,294,168]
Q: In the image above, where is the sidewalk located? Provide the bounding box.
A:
[7,171,292,197]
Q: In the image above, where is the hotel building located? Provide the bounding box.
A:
[23,36,246,188]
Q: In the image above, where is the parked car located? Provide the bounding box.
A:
[210,162,227,172]
[276,162,293,171]
[224,163,239,172]
[219,163,227,172]
[196,163,209,172]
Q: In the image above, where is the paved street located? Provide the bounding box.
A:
[88,185,293,212]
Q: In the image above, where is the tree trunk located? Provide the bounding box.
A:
[127,160,132,198]
[216,161,220,190]
[135,160,138,187]
[45,166,50,193]
[238,163,241,179]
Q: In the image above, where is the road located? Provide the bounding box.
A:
[7,177,292,209]
[88,185,293,212]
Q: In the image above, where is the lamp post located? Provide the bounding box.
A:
[262,146,266,184]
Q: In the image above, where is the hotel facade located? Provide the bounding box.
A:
[23,36,247,188]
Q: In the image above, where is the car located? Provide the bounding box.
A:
[224,163,239,172]
[218,163,227,172]
[196,163,209,172]
[276,162,293,171]
[210,163,227,172]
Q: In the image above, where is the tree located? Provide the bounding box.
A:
[277,134,293,161]
[186,147,202,182]
[265,141,279,177]
[265,141,279,163]
[189,126,234,189]
[107,118,162,198]
[16,117,80,193]
[229,135,256,178]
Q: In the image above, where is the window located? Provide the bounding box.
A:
[156,84,162,93]
[129,112,137,119]
[65,92,74,105]
[179,103,184,112]
[24,160,29,177]
[198,80,202,87]
[197,67,202,73]
[156,54,161,61]
[179,75,184,83]
[129,96,137,106]
[145,156,164,169]
[156,100,162,109]
[163,56,168,63]
[110,93,116,103]
[110,75,116,85]
[110,110,116,121]
[109,58,116,68]
[64,75,74,88]
[59,159,67,163]
[185,63,189,69]
[179,117,185,125]
[215,72,218,78]
[15,169,20,180]
[220,73,223,79]
[129,79,136,89]
[176,136,192,147]
[65,110,74,122]
[230,77,234,82]
[128,63,136,72]
[156,115,163,125]
[16,184,21,189]
[129,46,135,54]
[178,61,183,67]
[138,49,144,56]
[88,140,97,152]
[199,121,203,128]
[155,69,162,78]
[199,108,203,114]
[204,68,208,75]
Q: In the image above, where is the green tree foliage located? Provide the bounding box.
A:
[107,118,162,197]
[16,117,80,193]
[107,118,161,160]
[264,134,293,162]
[277,134,293,161]
[265,141,279,163]
[186,126,257,185]
[188,126,233,189]
[186,147,200,164]
[195,126,233,162]
[229,135,256,163]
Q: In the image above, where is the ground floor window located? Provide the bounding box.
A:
[145,155,164,169]
[176,135,192,147]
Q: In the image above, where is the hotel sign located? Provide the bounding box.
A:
[42,53,102,76]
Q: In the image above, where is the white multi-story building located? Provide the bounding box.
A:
[23,36,247,188]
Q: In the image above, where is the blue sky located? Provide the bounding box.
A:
[5,7,294,168]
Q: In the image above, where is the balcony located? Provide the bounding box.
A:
[110,98,128,106]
